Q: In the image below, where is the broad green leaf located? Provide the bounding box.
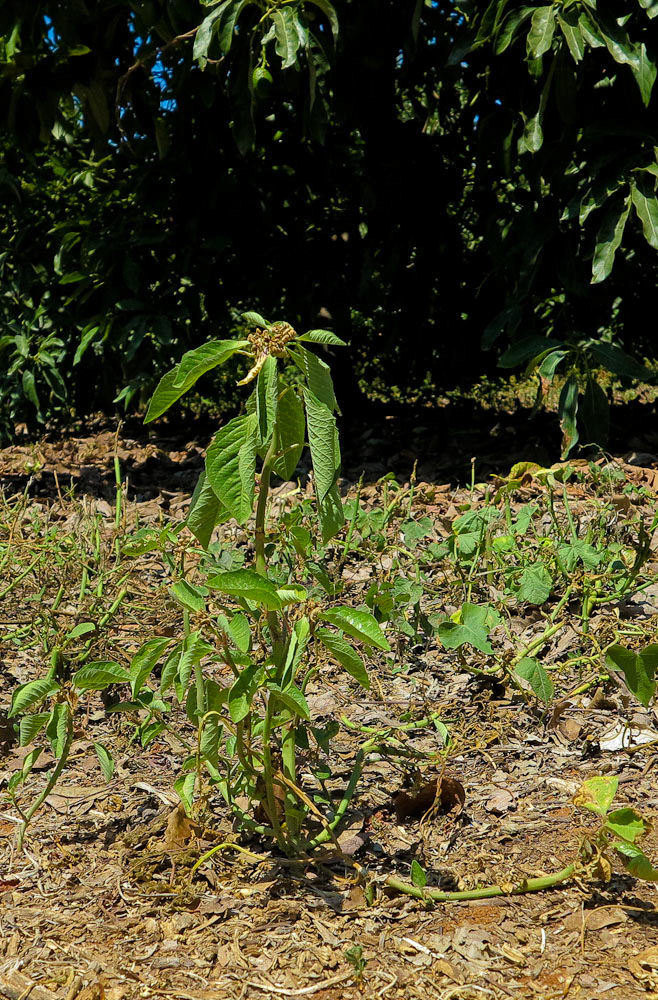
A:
[21,747,43,778]
[270,7,301,69]
[437,603,500,655]
[200,714,222,771]
[255,355,278,445]
[268,681,310,719]
[144,365,186,422]
[65,622,96,640]
[9,675,60,717]
[634,43,657,106]
[282,618,311,687]
[317,481,345,544]
[186,471,222,549]
[495,7,535,55]
[293,345,338,411]
[498,335,563,368]
[242,310,270,328]
[536,349,569,380]
[172,339,249,391]
[591,195,631,284]
[520,109,543,153]
[174,772,196,813]
[170,580,208,614]
[94,743,115,782]
[303,388,340,502]
[557,10,584,62]
[605,807,650,844]
[46,702,70,757]
[606,643,657,707]
[297,329,346,346]
[276,583,308,605]
[315,627,369,689]
[207,568,282,609]
[273,385,305,479]
[632,179,658,250]
[639,0,658,19]
[130,636,174,698]
[73,661,130,691]
[227,613,251,653]
[19,712,49,746]
[527,6,555,60]
[205,413,258,524]
[558,373,579,459]
[587,342,652,381]
[218,0,254,54]
[319,607,391,651]
[22,370,40,411]
[411,859,427,888]
[516,564,553,605]
[581,376,609,446]
[305,0,339,41]
[515,657,554,702]
[161,632,211,696]
[573,775,618,816]
[228,664,263,723]
[614,841,658,881]
[193,0,231,64]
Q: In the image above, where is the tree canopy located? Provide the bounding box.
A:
[1,2,657,449]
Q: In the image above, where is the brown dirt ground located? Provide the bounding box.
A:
[2,421,658,1000]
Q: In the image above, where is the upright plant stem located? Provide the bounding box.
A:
[17,711,74,850]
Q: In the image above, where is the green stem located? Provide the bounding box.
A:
[384,862,577,903]
[17,712,74,851]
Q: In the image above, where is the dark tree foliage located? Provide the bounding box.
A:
[0,1,657,449]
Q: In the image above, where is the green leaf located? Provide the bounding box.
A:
[94,743,115,782]
[276,583,308,605]
[193,0,229,63]
[632,179,658,250]
[557,9,584,62]
[297,329,346,346]
[174,772,196,813]
[255,355,278,445]
[527,6,555,60]
[22,370,40,411]
[65,622,96,640]
[537,349,569,380]
[317,482,345,544]
[228,664,263,723]
[437,603,501,655]
[495,7,535,55]
[614,841,658,881]
[410,859,427,888]
[72,661,130,691]
[218,0,254,54]
[303,388,340,502]
[205,412,258,524]
[574,775,618,816]
[516,564,553,605]
[21,747,43,779]
[170,580,208,614]
[586,342,652,381]
[144,365,185,422]
[498,335,563,368]
[242,310,270,327]
[515,657,554,702]
[293,345,338,411]
[633,42,657,106]
[9,675,60,717]
[319,607,391,651]
[591,194,631,284]
[227,613,252,653]
[606,643,657,707]
[19,712,49,746]
[581,375,609,446]
[207,568,282,609]
[161,632,212,696]
[605,807,650,844]
[268,681,310,719]
[130,637,174,698]
[639,0,658,18]
[172,339,249,391]
[315,627,370,689]
[558,373,579,459]
[273,385,305,479]
[270,7,302,69]
[186,471,223,549]
[46,702,70,757]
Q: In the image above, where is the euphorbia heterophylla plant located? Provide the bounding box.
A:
[141,312,391,853]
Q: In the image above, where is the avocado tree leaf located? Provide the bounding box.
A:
[591,195,631,284]
[558,373,579,458]
[270,7,301,69]
[632,178,658,250]
[557,9,584,62]
[526,6,556,60]
[305,0,339,42]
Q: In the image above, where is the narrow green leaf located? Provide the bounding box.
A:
[557,10,584,62]
[315,627,370,688]
[591,195,631,284]
[218,0,254,54]
[581,375,609,446]
[633,42,657,106]
[495,7,534,55]
[46,702,70,758]
[558,373,579,459]
[9,675,60,717]
[174,772,196,812]
[193,1,229,64]
[129,637,174,698]
[319,607,391,651]
[305,0,339,41]
[293,345,338,411]
[94,743,115,782]
[410,859,427,888]
[632,179,658,250]
[515,657,554,702]
[72,661,130,691]
[170,580,208,614]
[303,388,340,502]
[297,329,346,346]
[19,713,49,746]
[172,339,249,391]
[268,681,310,719]
[587,342,652,380]
[276,583,308,605]
[144,365,185,422]
[207,568,282,609]
[255,355,278,445]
